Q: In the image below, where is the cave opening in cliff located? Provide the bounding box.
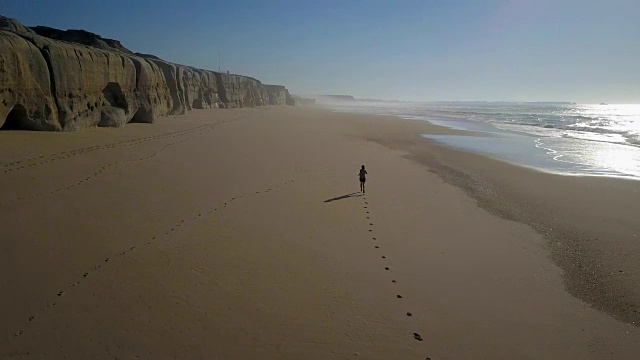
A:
[102,82,128,111]
[129,107,152,123]
[1,104,30,130]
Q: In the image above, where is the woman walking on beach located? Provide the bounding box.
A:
[359,165,368,193]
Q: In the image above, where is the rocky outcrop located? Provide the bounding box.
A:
[128,56,173,124]
[0,31,59,130]
[265,85,287,105]
[146,58,187,115]
[215,73,268,108]
[182,67,220,110]
[34,37,139,130]
[0,16,294,131]
[31,26,134,55]
[18,32,172,130]
[0,17,35,36]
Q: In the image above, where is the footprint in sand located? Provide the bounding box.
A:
[57,291,64,297]
[373,237,377,240]
[413,333,424,341]
[375,246,380,248]
[382,256,386,259]
[385,267,390,270]
[369,223,373,225]
[397,295,403,299]
[407,312,413,317]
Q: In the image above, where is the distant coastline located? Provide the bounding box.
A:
[312,94,578,105]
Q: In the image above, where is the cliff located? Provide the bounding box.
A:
[0,16,294,131]
[264,85,287,105]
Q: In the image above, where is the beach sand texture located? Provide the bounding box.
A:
[1,106,639,359]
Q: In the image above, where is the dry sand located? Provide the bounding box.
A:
[1,106,639,359]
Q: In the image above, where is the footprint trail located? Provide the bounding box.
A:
[358,193,430,357]
[8,168,315,341]
[1,117,242,206]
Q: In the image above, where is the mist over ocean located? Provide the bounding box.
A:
[329,101,640,179]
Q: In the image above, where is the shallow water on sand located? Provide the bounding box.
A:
[329,101,640,179]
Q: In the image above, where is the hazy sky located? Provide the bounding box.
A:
[2,0,639,103]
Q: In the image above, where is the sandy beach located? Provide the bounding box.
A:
[1,106,639,359]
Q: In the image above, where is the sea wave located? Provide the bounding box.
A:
[495,121,640,147]
[331,101,640,178]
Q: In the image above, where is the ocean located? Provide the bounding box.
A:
[328,101,640,179]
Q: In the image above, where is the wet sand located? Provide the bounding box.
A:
[1,106,639,359]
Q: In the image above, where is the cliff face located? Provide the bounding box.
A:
[215,72,268,108]
[0,31,59,130]
[265,85,286,105]
[0,16,294,131]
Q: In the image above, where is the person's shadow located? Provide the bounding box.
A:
[324,192,362,203]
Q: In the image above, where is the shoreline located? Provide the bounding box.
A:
[340,109,640,326]
[324,103,640,180]
[421,133,640,181]
[413,141,640,326]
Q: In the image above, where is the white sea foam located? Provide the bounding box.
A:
[328,101,640,179]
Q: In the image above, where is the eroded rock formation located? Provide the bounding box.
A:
[265,85,287,105]
[0,16,294,131]
[0,31,59,130]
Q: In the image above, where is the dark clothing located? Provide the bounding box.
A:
[359,168,367,193]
